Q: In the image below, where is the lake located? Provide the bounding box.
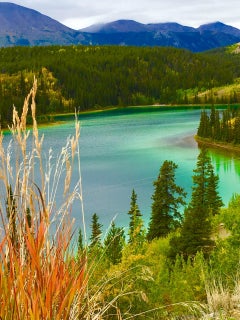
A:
[2,106,240,235]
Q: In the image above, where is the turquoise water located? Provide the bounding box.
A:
[3,107,240,233]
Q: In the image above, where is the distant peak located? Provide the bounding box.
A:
[80,19,146,33]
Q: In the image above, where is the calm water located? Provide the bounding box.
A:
[3,107,240,234]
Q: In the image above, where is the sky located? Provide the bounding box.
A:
[4,0,240,30]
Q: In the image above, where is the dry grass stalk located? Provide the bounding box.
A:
[204,278,240,319]
[0,79,88,319]
[0,79,144,320]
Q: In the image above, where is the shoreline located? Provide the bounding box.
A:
[51,102,233,118]
[195,135,240,154]
[1,103,234,133]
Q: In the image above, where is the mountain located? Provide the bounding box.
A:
[198,21,240,37]
[0,2,88,46]
[82,20,197,33]
[0,2,240,51]
[81,20,240,51]
[81,20,148,33]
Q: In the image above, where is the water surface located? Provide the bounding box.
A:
[3,107,240,234]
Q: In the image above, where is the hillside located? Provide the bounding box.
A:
[0,44,239,126]
[82,20,240,52]
[0,2,88,46]
[0,3,240,51]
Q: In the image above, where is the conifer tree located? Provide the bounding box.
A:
[90,213,102,248]
[234,117,240,144]
[128,189,144,244]
[77,228,84,253]
[104,222,125,264]
[6,185,18,247]
[209,105,221,140]
[222,108,232,142]
[206,167,224,215]
[209,105,216,128]
[170,148,223,259]
[147,160,186,240]
[213,109,221,140]
[197,110,211,138]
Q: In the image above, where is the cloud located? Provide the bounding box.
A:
[7,0,240,29]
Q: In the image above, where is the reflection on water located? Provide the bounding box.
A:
[209,148,240,198]
[2,106,240,232]
[210,149,240,176]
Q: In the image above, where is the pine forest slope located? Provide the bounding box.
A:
[0,44,240,126]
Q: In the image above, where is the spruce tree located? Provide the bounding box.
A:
[222,108,232,142]
[171,148,223,259]
[89,213,102,248]
[147,160,186,240]
[209,105,221,140]
[6,185,17,247]
[77,228,84,253]
[209,105,216,128]
[104,222,125,264]
[206,167,223,215]
[234,117,240,144]
[213,109,221,140]
[128,189,144,244]
[197,110,210,138]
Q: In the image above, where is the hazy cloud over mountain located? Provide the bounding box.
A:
[8,0,240,30]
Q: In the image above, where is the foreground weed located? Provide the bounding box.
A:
[0,78,87,319]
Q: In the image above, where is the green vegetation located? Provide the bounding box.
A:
[3,58,240,319]
[147,160,186,240]
[197,105,240,153]
[0,44,240,127]
[169,148,223,260]
[127,189,145,244]
[79,147,240,318]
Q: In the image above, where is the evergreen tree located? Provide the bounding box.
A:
[197,110,210,138]
[77,228,84,253]
[89,213,102,248]
[170,148,222,259]
[26,207,32,228]
[128,189,144,244]
[76,228,85,262]
[104,222,125,264]
[221,108,232,142]
[6,185,18,247]
[209,105,216,128]
[147,160,186,240]
[206,167,224,215]
[234,117,240,144]
[213,109,221,140]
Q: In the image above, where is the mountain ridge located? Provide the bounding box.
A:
[0,2,240,51]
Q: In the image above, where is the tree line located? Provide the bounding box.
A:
[0,45,240,127]
[79,148,222,264]
[72,147,231,317]
[197,105,240,144]
[7,143,240,317]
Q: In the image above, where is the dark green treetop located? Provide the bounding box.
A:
[104,221,125,265]
[170,148,223,259]
[147,160,186,240]
[128,189,144,244]
[89,213,102,248]
[6,185,18,247]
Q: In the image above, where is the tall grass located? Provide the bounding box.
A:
[2,79,238,320]
[0,79,150,319]
[0,78,88,319]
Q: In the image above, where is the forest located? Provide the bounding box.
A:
[0,44,240,126]
[1,82,240,317]
[74,148,234,319]
[197,105,240,147]
[1,46,240,318]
